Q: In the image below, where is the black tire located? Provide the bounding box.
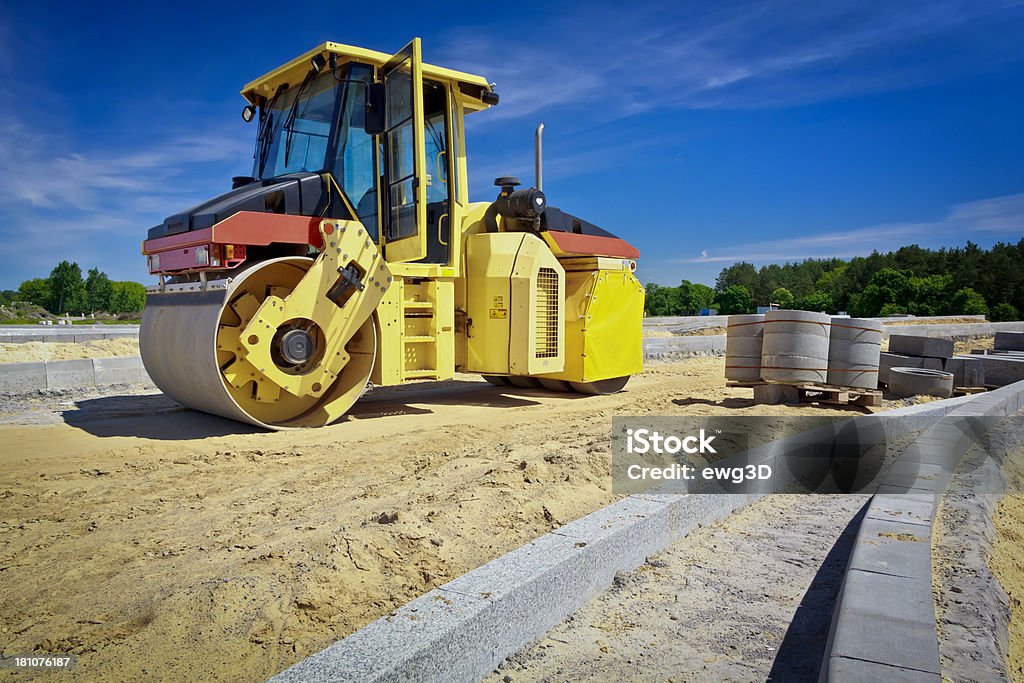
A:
[481,375,510,387]
[538,378,573,392]
[570,376,631,395]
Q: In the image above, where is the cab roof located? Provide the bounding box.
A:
[241,41,496,113]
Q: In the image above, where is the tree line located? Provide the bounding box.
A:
[3,261,147,316]
[646,240,1023,321]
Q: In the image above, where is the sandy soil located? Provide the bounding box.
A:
[486,494,868,682]
[0,339,140,363]
[881,317,987,325]
[0,358,881,682]
[954,335,995,354]
[934,413,1024,681]
[992,443,1024,681]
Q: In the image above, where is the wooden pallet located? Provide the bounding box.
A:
[726,379,763,388]
[793,383,883,407]
[953,386,988,396]
[744,381,883,407]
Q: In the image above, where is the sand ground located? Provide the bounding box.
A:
[992,444,1024,681]
[0,339,140,363]
[485,494,868,683]
[0,358,888,682]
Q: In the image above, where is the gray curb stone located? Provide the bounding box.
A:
[44,359,95,390]
[819,379,1024,682]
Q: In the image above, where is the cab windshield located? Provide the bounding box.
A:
[254,72,338,179]
[252,63,379,238]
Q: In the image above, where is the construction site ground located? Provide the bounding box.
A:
[485,494,869,682]
[0,355,930,682]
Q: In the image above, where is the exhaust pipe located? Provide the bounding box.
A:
[535,122,544,191]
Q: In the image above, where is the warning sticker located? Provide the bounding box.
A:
[489,309,508,319]
[492,296,504,307]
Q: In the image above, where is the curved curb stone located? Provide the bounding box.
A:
[888,367,954,398]
[819,379,1024,682]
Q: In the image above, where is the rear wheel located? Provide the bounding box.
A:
[508,376,541,389]
[570,376,631,395]
[538,378,573,392]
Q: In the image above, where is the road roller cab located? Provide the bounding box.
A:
[140,39,646,429]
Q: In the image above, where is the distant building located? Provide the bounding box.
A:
[699,308,718,316]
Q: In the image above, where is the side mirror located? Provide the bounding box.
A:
[364,82,385,135]
[242,105,256,123]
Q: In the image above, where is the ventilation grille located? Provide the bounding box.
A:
[535,267,559,358]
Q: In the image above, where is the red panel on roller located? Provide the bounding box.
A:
[143,211,324,254]
[546,231,640,259]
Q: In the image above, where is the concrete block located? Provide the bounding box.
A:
[995,331,1024,351]
[874,484,938,495]
[0,362,47,393]
[44,359,95,390]
[896,443,962,470]
[864,494,936,528]
[753,383,801,404]
[879,353,942,385]
[829,569,940,673]
[272,586,490,682]
[943,356,985,387]
[848,518,933,579]
[980,356,1024,387]
[888,334,953,359]
[824,656,940,682]
[93,357,145,385]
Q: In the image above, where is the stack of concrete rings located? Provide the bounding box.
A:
[724,314,766,382]
[826,317,883,389]
[760,310,831,385]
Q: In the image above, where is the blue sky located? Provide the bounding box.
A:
[0,0,1022,289]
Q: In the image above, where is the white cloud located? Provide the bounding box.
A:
[0,112,253,284]
[678,192,1024,264]
[436,1,1020,122]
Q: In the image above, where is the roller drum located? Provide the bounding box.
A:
[827,317,882,389]
[761,310,830,385]
[140,257,375,430]
[725,314,765,382]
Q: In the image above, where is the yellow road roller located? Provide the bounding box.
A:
[140,39,644,429]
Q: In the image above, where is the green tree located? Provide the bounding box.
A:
[678,280,715,315]
[949,288,988,316]
[909,274,953,316]
[48,260,85,315]
[771,287,795,309]
[990,302,1019,322]
[718,285,752,314]
[878,302,908,316]
[855,268,914,317]
[794,291,834,313]
[18,278,51,307]
[715,262,758,296]
[689,282,716,313]
[110,281,147,314]
[84,268,114,312]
